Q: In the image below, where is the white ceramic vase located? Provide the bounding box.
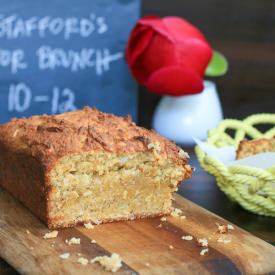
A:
[152,80,223,146]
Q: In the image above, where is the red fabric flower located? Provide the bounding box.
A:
[126,16,213,96]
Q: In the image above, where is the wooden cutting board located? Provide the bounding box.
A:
[1,188,275,275]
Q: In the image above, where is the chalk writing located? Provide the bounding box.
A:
[51,87,76,113]
[0,14,108,39]
[0,49,27,74]
[8,83,31,112]
[8,82,76,114]
[0,0,139,122]
[36,47,123,74]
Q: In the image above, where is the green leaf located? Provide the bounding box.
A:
[205,50,228,77]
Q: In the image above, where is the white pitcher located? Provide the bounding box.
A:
[152,81,223,146]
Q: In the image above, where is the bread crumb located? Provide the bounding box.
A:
[227,224,234,230]
[217,237,232,244]
[77,253,82,256]
[160,217,167,222]
[91,239,97,244]
[29,246,34,250]
[59,253,70,259]
[148,141,161,153]
[216,223,235,234]
[216,223,228,234]
[178,149,189,159]
[185,165,192,173]
[145,262,150,267]
[169,245,174,250]
[200,248,209,256]
[78,257,89,265]
[180,216,186,220]
[91,253,122,272]
[66,237,81,245]
[26,230,30,234]
[181,235,193,241]
[197,238,208,247]
[43,230,58,239]
[171,208,183,217]
[84,222,94,229]
[156,224,162,228]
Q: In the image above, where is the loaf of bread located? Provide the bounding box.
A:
[236,137,275,159]
[0,107,191,229]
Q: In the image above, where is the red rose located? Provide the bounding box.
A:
[126,16,213,96]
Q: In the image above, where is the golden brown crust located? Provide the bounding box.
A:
[0,143,48,223]
[236,137,275,159]
[0,107,188,171]
[0,107,191,229]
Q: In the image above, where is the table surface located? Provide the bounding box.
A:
[1,148,274,275]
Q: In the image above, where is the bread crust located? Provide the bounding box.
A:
[48,209,172,229]
[236,137,275,159]
[0,107,191,228]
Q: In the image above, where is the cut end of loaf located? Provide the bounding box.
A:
[47,151,191,228]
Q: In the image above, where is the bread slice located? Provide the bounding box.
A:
[0,107,191,229]
[236,138,275,159]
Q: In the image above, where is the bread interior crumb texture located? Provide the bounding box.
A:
[49,151,184,227]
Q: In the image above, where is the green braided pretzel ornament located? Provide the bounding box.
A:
[195,113,275,217]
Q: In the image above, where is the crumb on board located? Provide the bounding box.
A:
[78,257,89,265]
[181,235,193,241]
[84,222,95,229]
[26,230,30,234]
[66,237,81,245]
[91,239,97,244]
[59,253,70,259]
[180,215,186,220]
[145,262,150,267]
[197,238,208,247]
[43,230,58,239]
[91,253,122,272]
[227,224,234,230]
[216,223,235,234]
[171,208,183,217]
[29,246,34,250]
[216,223,228,234]
[217,237,232,244]
[169,245,174,250]
[200,248,209,256]
[156,224,163,228]
[160,217,167,222]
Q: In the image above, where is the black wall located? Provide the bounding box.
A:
[139,0,275,128]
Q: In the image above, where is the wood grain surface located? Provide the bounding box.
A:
[1,188,275,275]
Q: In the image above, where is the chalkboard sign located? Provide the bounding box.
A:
[0,0,140,123]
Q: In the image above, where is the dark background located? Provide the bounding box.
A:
[139,0,275,128]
